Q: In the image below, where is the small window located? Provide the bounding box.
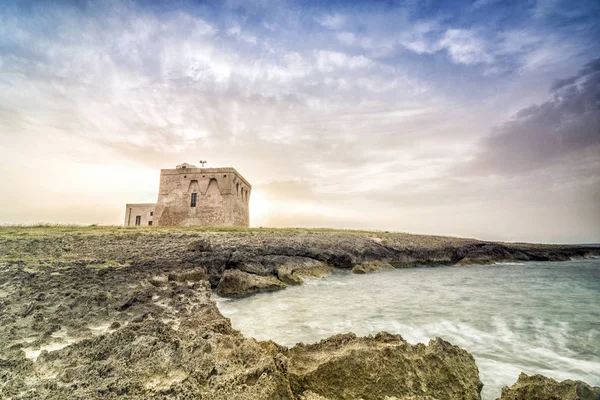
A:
[135,216,141,226]
[148,221,152,226]
[150,212,153,216]
[191,192,198,207]
[223,174,227,178]
[184,175,187,178]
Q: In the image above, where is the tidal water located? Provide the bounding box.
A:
[215,258,600,400]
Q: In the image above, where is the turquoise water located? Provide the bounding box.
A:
[215,258,600,399]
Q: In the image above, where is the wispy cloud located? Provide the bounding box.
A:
[315,50,373,71]
[227,24,257,45]
[0,0,599,241]
[439,29,494,65]
[315,14,346,29]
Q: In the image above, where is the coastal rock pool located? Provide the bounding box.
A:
[215,258,600,400]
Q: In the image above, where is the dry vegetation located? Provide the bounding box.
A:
[0,224,470,267]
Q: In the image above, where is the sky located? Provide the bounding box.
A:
[0,0,599,243]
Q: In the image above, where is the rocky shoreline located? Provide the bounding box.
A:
[1,226,599,399]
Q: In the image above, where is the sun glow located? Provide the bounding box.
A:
[249,190,270,227]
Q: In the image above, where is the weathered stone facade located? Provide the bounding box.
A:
[124,164,251,227]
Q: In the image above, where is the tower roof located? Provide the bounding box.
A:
[176,162,197,169]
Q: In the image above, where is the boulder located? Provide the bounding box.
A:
[285,332,482,400]
[351,260,394,274]
[267,256,333,285]
[235,260,274,276]
[216,269,286,296]
[228,250,274,276]
[499,373,600,400]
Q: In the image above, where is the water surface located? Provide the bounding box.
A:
[215,259,600,399]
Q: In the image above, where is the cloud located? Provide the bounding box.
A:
[438,29,494,65]
[532,0,600,20]
[336,32,356,46]
[468,57,600,174]
[472,0,504,9]
[315,14,345,29]
[315,50,373,72]
[227,24,257,45]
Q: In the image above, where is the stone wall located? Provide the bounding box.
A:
[153,167,251,227]
[124,203,155,226]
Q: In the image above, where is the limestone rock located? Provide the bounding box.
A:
[228,250,275,276]
[351,260,394,274]
[498,373,600,400]
[216,269,286,296]
[285,332,482,400]
[299,391,332,400]
[389,253,420,268]
[167,268,207,283]
[186,238,212,252]
[148,275,168,287]
[235,260,274,276]
[267,256,334,285]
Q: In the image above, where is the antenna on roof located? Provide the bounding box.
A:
[199,160,207,168]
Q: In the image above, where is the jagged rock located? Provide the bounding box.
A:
[186,238,211,252]
[285,332,483,400]
[298,391,332,400]
[216,269,286,296]
[149,275,168,287]
[194,252,230,287]
[498,373,600,400]
[236,260,274,276]
[351,260,394,274]
[227,250,275,276]
[390,253,419,268]
[266,256,333,285]
[167,268,206,283]
[301,393,440,400]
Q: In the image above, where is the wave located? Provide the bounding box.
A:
[216,258,600,399]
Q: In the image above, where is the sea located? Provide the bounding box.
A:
[215,258,600,400]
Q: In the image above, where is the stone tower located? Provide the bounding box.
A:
[124,163,251,227]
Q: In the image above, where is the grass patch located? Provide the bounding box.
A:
[0,224,462,239]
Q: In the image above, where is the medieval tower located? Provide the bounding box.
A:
[124,163,251,227]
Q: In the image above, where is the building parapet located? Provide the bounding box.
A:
[159,167,252,188]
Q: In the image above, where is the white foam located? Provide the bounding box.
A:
[494,262,525,265]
